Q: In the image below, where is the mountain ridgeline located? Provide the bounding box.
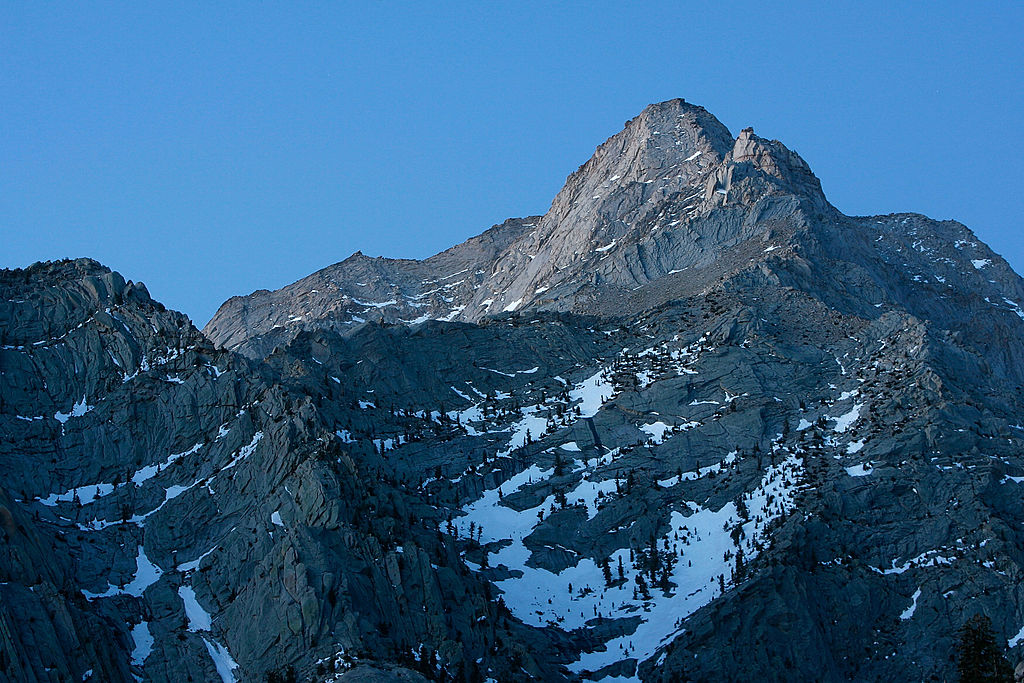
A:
[3,99,1024,683]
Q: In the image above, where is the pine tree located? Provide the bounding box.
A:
[734,547,745,580]
[956,614,1013,683]
[636,573,651,600]
[736,495,749,521]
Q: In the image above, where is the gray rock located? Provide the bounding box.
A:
[6,97,1024,683]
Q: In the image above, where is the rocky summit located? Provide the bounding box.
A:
[3,98,1024,683]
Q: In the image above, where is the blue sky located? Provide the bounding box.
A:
[3,2,1022,326]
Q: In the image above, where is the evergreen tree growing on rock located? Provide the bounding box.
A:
[956,614,1013,683]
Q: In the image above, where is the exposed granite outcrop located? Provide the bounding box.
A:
[5,98,1024,682]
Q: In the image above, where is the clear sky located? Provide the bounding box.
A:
[3,2,1022,326]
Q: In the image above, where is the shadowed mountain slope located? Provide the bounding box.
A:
[5,99,1024,682]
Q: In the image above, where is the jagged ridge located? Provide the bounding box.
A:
[5,97,1024,683]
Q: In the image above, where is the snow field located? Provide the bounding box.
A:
[454,440,805,679]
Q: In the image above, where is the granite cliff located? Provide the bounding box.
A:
[4,99,1024,682]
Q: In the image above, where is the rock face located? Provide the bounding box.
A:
[203,217,539,359]
[5,98,1024,682]
[1,260,567,682]
[206,99,837,356]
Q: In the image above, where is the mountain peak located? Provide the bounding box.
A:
[10,97,1024,683]
[204,98,1019,358]
[629,97,735,157]
[558,98,734,198]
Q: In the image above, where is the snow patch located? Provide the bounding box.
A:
[498,406,549,456]
[438,305,467,322]
[845,463,873,477]
[38,440,206,507]
[54,396,94,424]
[177,546,218,573]
[831,404,862,433]
[351,298,397,308]
[132,442,204,486]
[203,639,240,683]
[900,587,921,620]
[569,454,805,674]
[179,585,213,631]
[83,545,163,600]
[455,446,803,677]
[873,549,955,575]
[130,621,154,666]
[570,370,615,419]
[640,421,671,445]
[38,482,115,507]
[657,452,737,487]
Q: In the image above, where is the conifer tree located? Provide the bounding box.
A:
[956,614,1013,683]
